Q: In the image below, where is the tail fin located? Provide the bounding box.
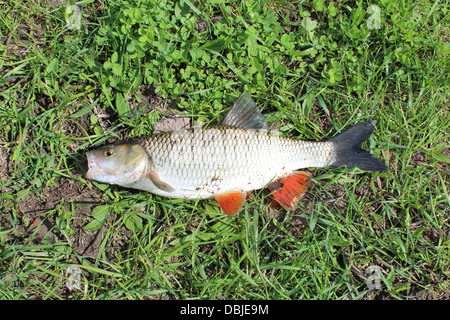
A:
[329,121,387,172]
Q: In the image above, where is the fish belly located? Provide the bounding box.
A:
[137,127,335,199]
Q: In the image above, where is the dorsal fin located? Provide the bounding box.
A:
[222,92,268,130]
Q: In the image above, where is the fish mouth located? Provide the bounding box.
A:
[85,151,103,179]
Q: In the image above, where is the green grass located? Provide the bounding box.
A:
[0,0,449,300]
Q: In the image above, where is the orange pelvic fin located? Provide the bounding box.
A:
[268,171,311,211]
[214,190,247,216]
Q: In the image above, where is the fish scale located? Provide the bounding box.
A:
[137,126,335,199]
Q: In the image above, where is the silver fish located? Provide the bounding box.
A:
[86,93,387,215]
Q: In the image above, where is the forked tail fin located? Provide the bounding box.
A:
[329,121,387,172]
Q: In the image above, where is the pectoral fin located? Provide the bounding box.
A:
[214,190,247,216]
[147,171,175,192]
[268,171,311,211]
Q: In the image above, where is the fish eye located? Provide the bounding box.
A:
[103,148,115,157]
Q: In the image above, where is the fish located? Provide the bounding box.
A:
[85,92,387,216]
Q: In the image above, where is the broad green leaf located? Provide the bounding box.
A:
[115,92,130,117]
[70,104,94,118]
[124,214,143,232]
[84,205,110,230]
[302,17,318,31]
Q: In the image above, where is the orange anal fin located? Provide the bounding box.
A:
[268,171,311,211]
[214,190,246,216]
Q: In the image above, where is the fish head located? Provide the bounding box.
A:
[85,144,148,185]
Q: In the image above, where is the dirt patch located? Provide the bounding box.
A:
[10,175,136,260]
[153,117,191,134]
[0,146,11,184]
[11,177,107,254]
[129,84,176,115]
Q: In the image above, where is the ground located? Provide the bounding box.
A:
[0,0,449,300]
